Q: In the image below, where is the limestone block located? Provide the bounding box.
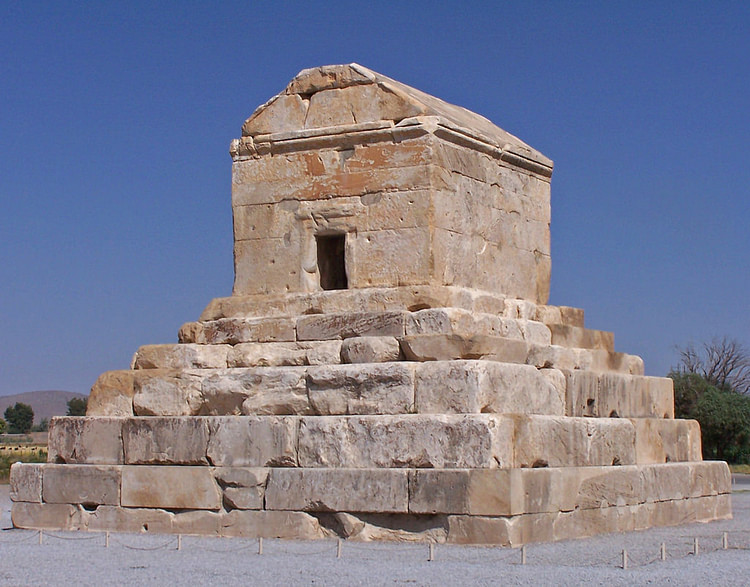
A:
[526,344,580,371]
[549,324,614,351]
[172,510,222,536]
[201,367,310,416]
[266,468,409,513]
[12,502,85,531]
[232,237,302,295]
[42,464,120,506]
[511,415,636,468]
[582,350,645,375]
[87,370,136,417]
[297,311,406,340]
[132,370,203,416]
[534,305,584,327]
[564,371,673,419]
[227,341,342,367]
[400,334,529,363]
[298,415,513,469]
[504,299,539,321]
[688,461,732,497]
[641,462,692,503]
[47,417,124,465]
[360,190,432,231]
[206,416,298,467]
[306,363,415,415]
[305,84,419,129]
[215,468,268,510]
[132,344,230,370]
[340,336,401,363]
[415,361,565,416]
[406,308,513,338]
[123,417,209,465]
[631,418,701,464]
[121,466,221,510]
[243,93,309,135]
[86,505,174,534]
[349,227,432,288]
[346,512,448,542]
[409,469,510,516]
[9,463,42,503]
[179,317,296,345]
[446,515,512,545]
[221,510,325,539]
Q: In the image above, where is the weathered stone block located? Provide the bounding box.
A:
[87,370,136,417]
[227,341,342,367]
[631,418,701,464]
[12,502,84,531]
[297,311,406,340]
[86,505,173,534]
[9,463,42,503]
[306,362,415,415]
[220,510,325,539]
[415,361,565,415]
[47,417,124,464]
[179,317,296,345]
[215,468,269,510]
[121,466,221,510]
[549,324,614,351]
[206,416,298,467]
[132,370,203,416]
[123,417,209,465]
[298,415,513,469]
[400,334,529,363]
[511,415,636,468]
[132,343,230,370]
[340,336,401,363]
[42,464,120,506]
[201,367,310,416]
[266,468,409,513]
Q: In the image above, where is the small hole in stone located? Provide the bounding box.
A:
[609,410,619,418]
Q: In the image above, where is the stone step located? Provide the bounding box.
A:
[47,415,702,470]
[10,461,730,544]
[90,360,664,419]
[548,324,614,351]
[179,308,553,346]
[134,334,643,375]
[564,370,674,419]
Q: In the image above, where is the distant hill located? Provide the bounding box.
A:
[0,390,87,424]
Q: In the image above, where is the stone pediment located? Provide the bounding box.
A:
[240,64,551,173]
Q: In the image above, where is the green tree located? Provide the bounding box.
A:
[0,418,6,434]
[66,397,88,416]
[32,418,49,432]
[694,388,750,462]
[4,403,34,434]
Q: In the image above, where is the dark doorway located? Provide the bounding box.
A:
[317,233,347,290]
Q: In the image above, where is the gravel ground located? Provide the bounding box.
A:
[1,485,749,586]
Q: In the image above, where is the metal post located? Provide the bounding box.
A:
[693,537,699,556]
[38,530,43,545]
[337,538,342,559]
[258,536,263,555]
[177,534,182,551]
[105,531,110,548]
[660,542,666,561]
[723,532,728,550]
[622,549,628,570]
[521,544,526,565]
[428,542,435,562]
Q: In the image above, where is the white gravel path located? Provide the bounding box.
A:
[1,485,749,586]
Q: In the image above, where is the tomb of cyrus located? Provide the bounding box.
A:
[11,64,731,544]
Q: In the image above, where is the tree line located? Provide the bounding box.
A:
[670,337,750,463]
[0,397,87,434]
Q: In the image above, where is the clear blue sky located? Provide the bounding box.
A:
[2,2,749,396]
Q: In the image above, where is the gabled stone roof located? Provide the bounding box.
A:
[240,64,552,172]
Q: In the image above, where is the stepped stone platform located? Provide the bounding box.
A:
[10,64,731,544]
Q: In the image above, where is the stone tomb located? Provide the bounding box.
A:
[11,64,731,544]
